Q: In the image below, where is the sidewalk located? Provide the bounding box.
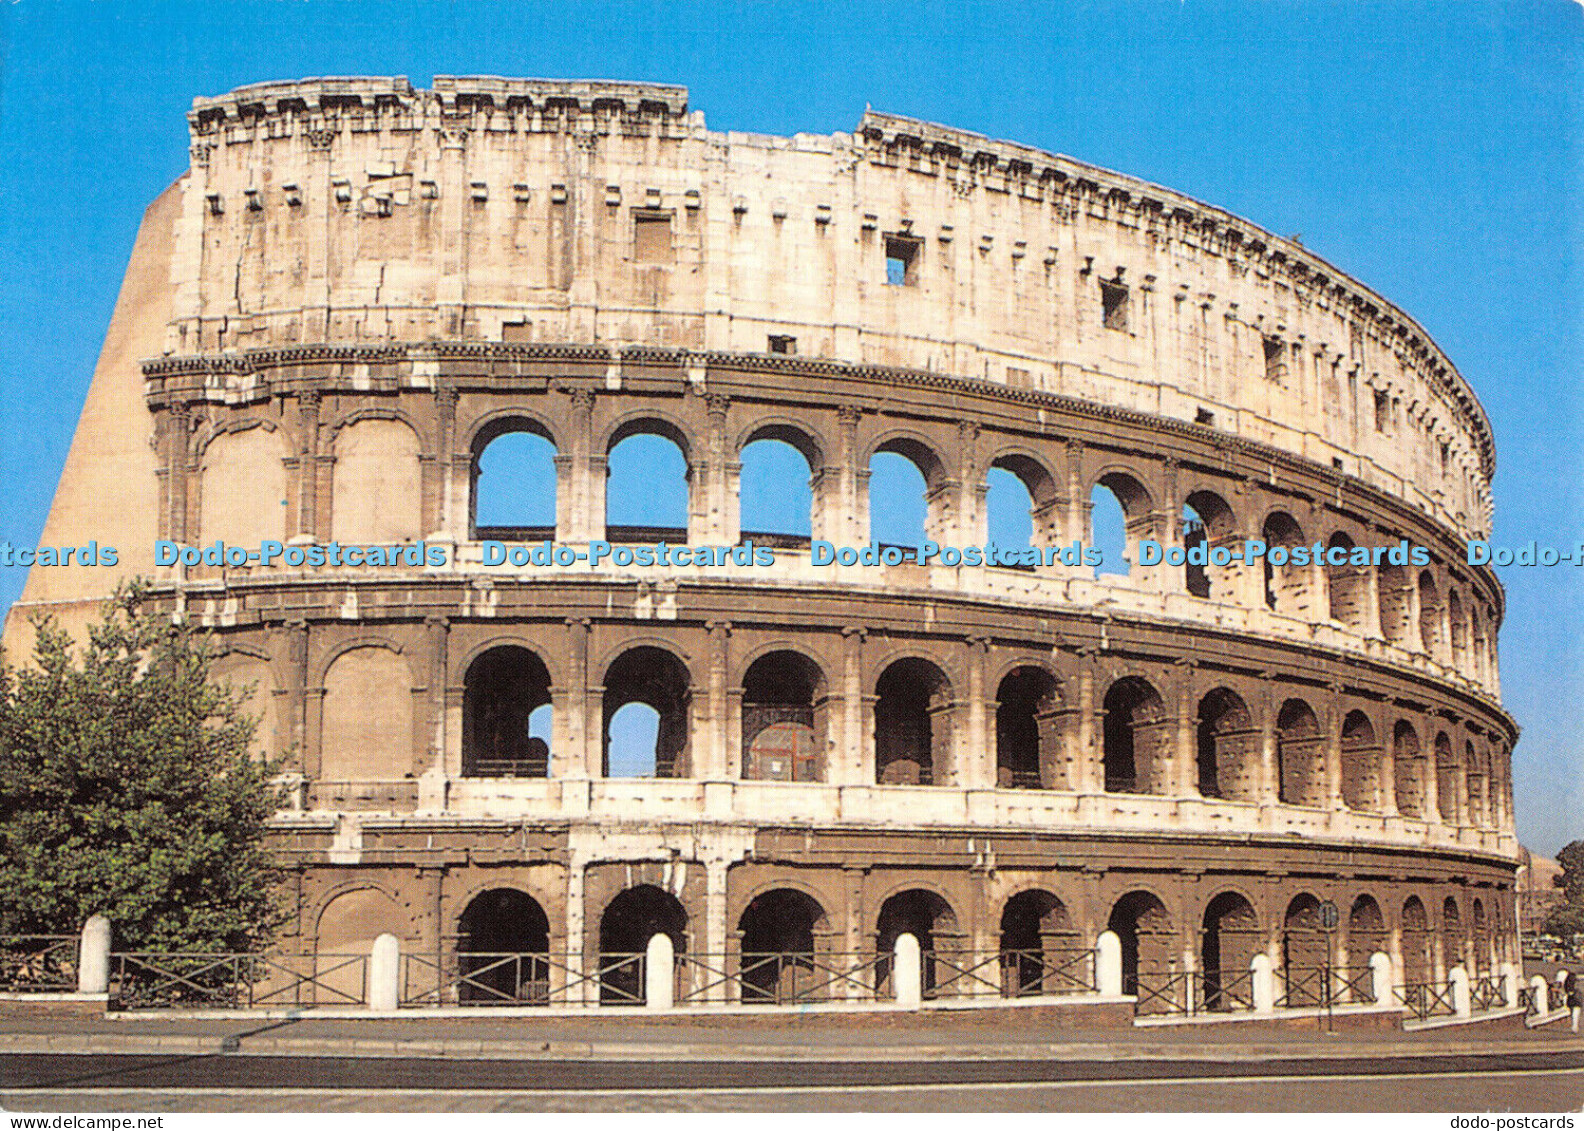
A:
[2,1009,1580,1064]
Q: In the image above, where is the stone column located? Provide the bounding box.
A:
[840,627,868,785]
[557,618,593,779]
[691,393,732,545]
[963,637,992,789]
[1064,441,1090,550]
[1173,662,1197,796]
[297,390,324,540]
[836,406,865,546]
[432,384,461,540]
[704,621,732,780]
[1323,689,1344,812]
[1076,654,1099,793]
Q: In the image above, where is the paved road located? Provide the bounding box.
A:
[2,1051,1580,1112]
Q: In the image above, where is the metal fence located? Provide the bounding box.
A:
[0,935,79,993]
[110,952,369,1009]
[1394,980,1457,1021]
[400,952,646,1007]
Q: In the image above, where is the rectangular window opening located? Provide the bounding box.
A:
[1195,407,1215,426]
[634,211,674,264]
[1100,280,1130,332]
[1374,389,1390,433]
[768,334,797,355]
[1263,335,1287,382]
[884,233,921,286]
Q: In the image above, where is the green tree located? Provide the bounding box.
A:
[1542,900,1584,941]
[0,586,285,952]
[1557,839,1584,906]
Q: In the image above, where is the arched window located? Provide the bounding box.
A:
[999,891,1080,996]
[1325,532,1369,630]
[1102,677,1170,795]
[334,419,423,543]
[1183,491,1237,600]
[1201,892,1260,1011]
[875,658,953,785]
[1196,688,1256,802]
[740,434,814,543]
[741,650,827,782]
[1349,895,1386,1003]
[1434,732,1459,823]
[869,439,944,548]
[1261,513,1310,615]
[1090,472,1151,579]
[1276,699,1323,807]
[456,889,551,1004]
[463,646,553,778]
[607,424,690,540]
[1108,891,1174,1006]
[1379,562,1413,645]
[602,647,691,779]
[985,466,1035,557]
[995,667,1058,789]
[1340,710,1381,812]
[738,889,829,1004]
[876,889,961,998]
[1281,895,1327,1006]
[599,885,687,1005]
[472,422,557,538]
[1418,571,1442,655]
[1394,720,1425,817]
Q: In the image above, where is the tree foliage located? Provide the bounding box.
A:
[0,587,286,952]
[1557,839,1584,906]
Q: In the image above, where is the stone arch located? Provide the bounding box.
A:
[1379,561,1414,646]
[1260,511,1313,616]
[875,888,962,998]
[875,656,955,785]
[995,665,1060,790]
[741,648,829,782]
[1394,720,1426,817]
[1182,489,1240,600]
[463,645,553,778]
[1349,895,1387,1001]
[1201,891,1261,1011]
[1448,588,1469,671]
[739,424,818,541]
[1325,531,1370,630]
[737,418,827,471]
[1434,731,1459,823]
[1102,676,1170,795]
[737,888,830,1004]
[987,450,1060,552]
[602,645,692,779]
[456,888,552,1004]
[607,417,691,538]
[1442,894,1464,971]
[1275,698,1324,808]
[1089,468,1154,578]
[1196,687,1257,802]
[869,432,950,548]
[999,889,1081,996]
[331,415,424,544]
[470,413,558,537]
[211,649,279,760]
[1281,894,1328,1006]
[1470,897,1490,975]
[1418,570,1442,655]
[1107,890,1175,1006]
[199,423,290,547]
[320,644,412,781]
[598,884,688,1005]
[1340,709,1382,812]
[1464,739,1486,826]
[1401,895,1433,985]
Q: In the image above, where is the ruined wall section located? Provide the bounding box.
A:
[172,78,1492,543]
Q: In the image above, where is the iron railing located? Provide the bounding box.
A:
[110,952,368,1009]
[0,935,78,993]
[1470,973,1506,1012]
[1276,966,1331,1009]
[1395,980,1457,1021]
[399,952,646,1007]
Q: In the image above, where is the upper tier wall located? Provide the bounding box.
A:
[173,77,1493,542]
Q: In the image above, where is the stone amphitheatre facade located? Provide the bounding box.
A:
[7,77,1519,1012]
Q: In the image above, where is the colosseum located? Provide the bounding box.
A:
[6,76,1520,1017]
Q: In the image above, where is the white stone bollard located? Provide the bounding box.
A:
[1499,962,1518,1009]
[77,915,111,995]
[1251,953,1276,1015]
[644,932,674,1010]
[1449,965,1471,1019]
[893,932,922,1009]
[368,933,400,1011]
[1095,931,1122,997]
[1530,974,1550,1016]
[1370,951,1393,1008]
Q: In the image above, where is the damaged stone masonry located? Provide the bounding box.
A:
[4,76,1517,1015]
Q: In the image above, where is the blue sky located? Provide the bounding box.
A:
[0,1,1578,851]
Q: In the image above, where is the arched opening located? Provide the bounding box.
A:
[472,422,557,538]
[1182,491,1238,600]
[1471,898,1489,976]
[1402,896,1432,985]
[1326,532,1369,630]
[463,646,552,778]
[1276,698,1324,808]
[334,418,423,544]
[1196,688,1256,802]
[741,650,827,782]
[995,666,1058,789]
[1340,710,1381,812]
[598,885,687,1005]
[607,425,690,541]
[1434,732,1459,823]
[987,455,1059,562]
[1281,894,1328,1007]
[1379,562,1413,646]
[456,889,551,1004]
[869,439,944,549]
[875,889,961,998]
[1348,895,1385,1003]
[737,888,829,1004]
[602,647,691,779]
[1201,892,1260,1011]
[1108,891,1175,1010]
[1090,472,1152,579]
[740,432,815,545]
[1394,720,1425,817]
[874,658,954,785]
[1448,589,1468,670]
[1261,512,1311,615]
[1465,741,1486,826]
[1102,677,1170,795]
[1418,570,1441,655]
[999,890,1080,996]
[320,646,411,782]
[1442,896,1464,974]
